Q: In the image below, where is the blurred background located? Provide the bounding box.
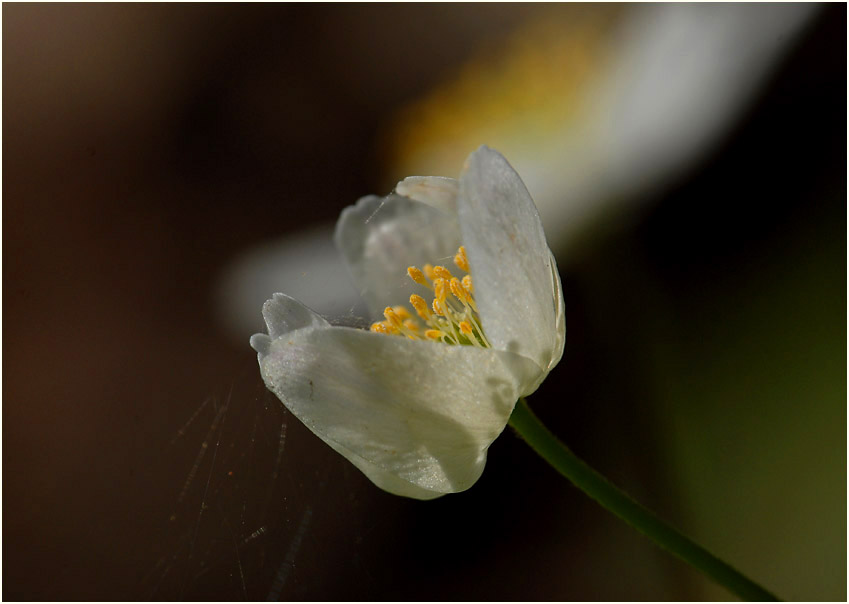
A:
[3,3,845,600]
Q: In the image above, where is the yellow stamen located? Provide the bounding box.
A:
[453,276,477,312]
[459,320,482,347]
[432,265,453,280]
[392,305,411,320]
[370,322,390,334]
[454,246,469,272]
[372,320,400,335]
[368,244,487,347]
[407,266,428,287]
[433,278,448,303]
[384,307,403,329]
[462,274,474,294]
[410,294,431,319]
[450,277,469,303]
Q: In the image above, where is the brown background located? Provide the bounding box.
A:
[4,4,846,600]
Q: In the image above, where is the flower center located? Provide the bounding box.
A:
[370,245,490,348]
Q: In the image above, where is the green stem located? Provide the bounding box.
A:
[508,397,779,601]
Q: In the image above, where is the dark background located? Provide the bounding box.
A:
[4,4,845,600]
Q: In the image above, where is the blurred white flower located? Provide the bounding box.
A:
[218,5,816,342]
[386,4,819,249]
[250,147,565,499]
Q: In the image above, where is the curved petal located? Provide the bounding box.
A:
[253,294,541,499]
[548,251,567,373]
[250,292,330,355]
[395,176,459,215]
[263,291,330,336]
[324,440,445,500]
[458,146,564,379]
[334,194,461,320]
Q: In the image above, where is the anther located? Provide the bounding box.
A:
[369,244,487,347]
[370,322,390,334]
[433,278,448,302]
[454,246,469,272]
[450,277,468,303]
[392,305,411,320]
[383,307,403,328]
[462,274,474,294]
[410,294,431,319]
[432,265,453,280]
[407,266,428,287]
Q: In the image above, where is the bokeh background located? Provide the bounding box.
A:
[3,4,845,600]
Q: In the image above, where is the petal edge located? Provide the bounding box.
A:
[258,321,540,498]
[458,146,563,379]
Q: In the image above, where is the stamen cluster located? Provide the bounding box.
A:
[370,246,490,347]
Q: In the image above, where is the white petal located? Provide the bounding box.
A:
[334,194,460,319]
[395,176,459,215]
[547,250,567,373]
[458,146,564,379]
[253,295,541,499]
[262,292,330,337]
[324,440,445,500]
[250,292,331,355]
[249,333,272,356]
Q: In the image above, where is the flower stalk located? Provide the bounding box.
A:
[508,397,779,602]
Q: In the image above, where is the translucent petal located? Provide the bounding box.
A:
[250,292,330,355]
[253,294,541,499]
[249,333,272,356]
[324,440,445,500]
[458,146,564,379]
[548,250,567,373]
[262,292,330,337]
[395,176,459,215]
[334,194,460,320]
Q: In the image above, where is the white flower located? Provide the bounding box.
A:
[250,146,565,499]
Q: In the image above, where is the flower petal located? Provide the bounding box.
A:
[394,176,459,215]
[263,291,330,337]
[458,146,564,380]
[334,194,460,320]
[253,294,541,499]
[323,440,445,500]
[547,250,567,372]
[249,292,331,355]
